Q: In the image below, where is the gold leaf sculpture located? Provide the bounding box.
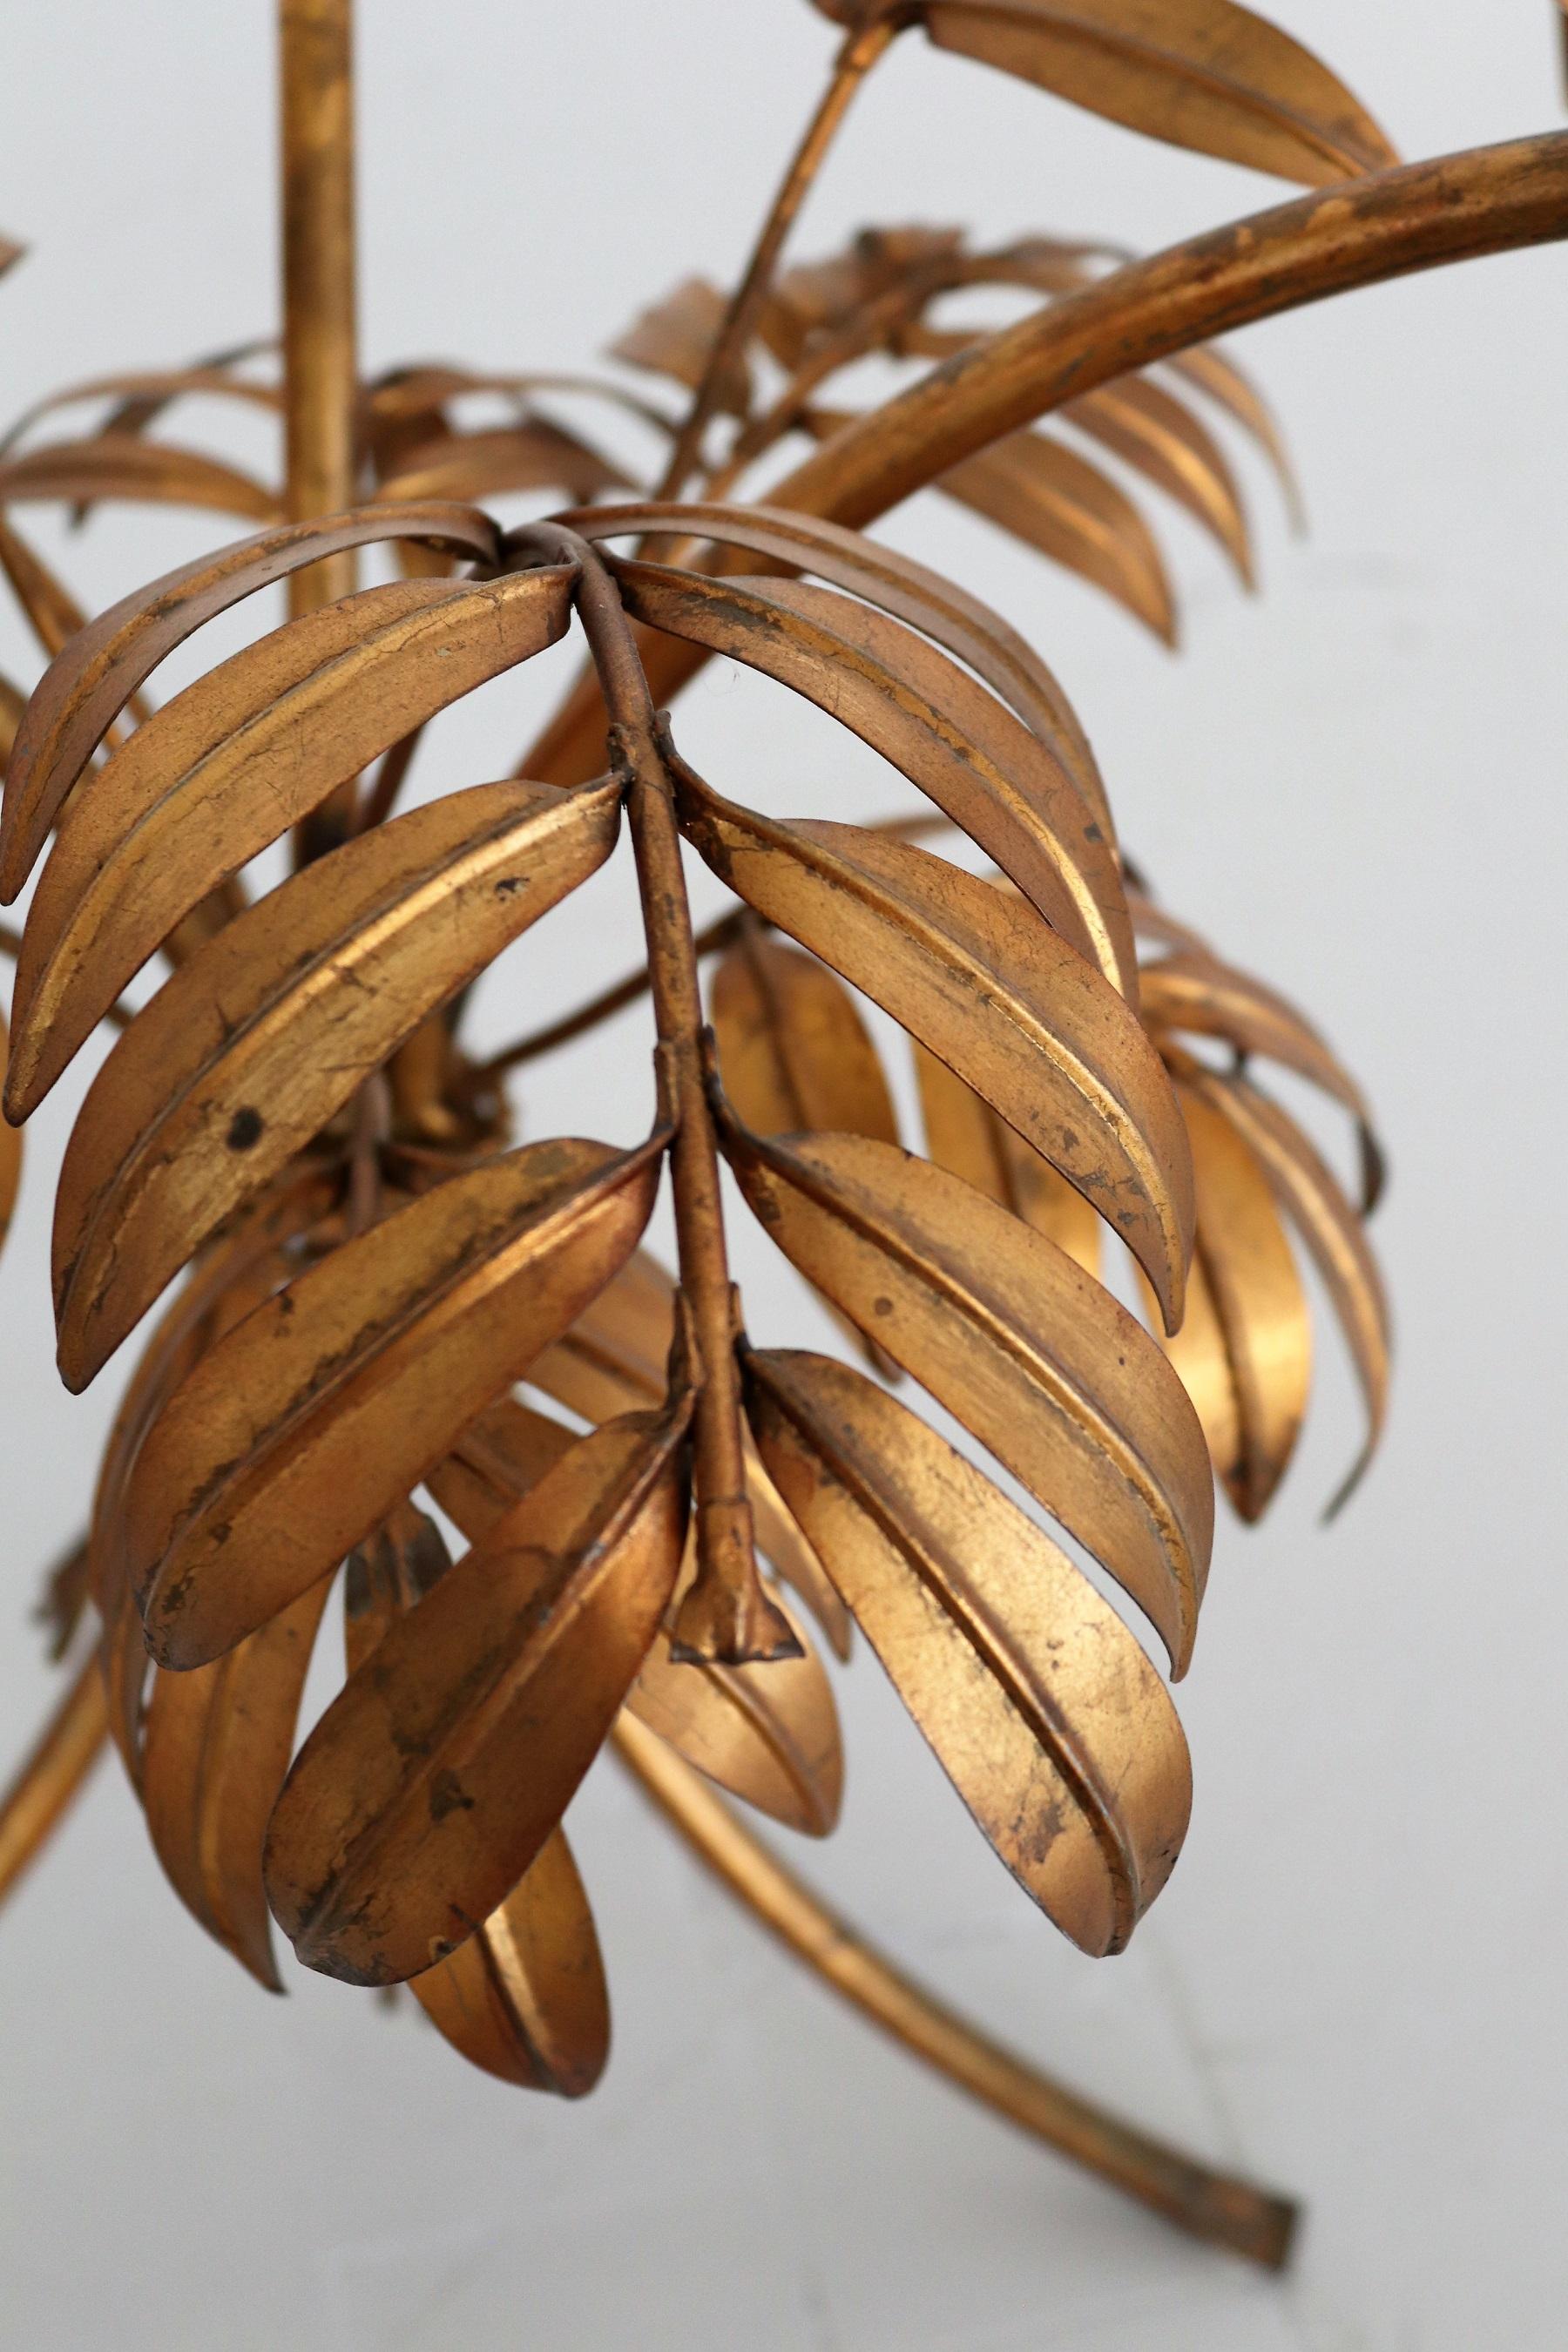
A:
[0,0,1560,2276]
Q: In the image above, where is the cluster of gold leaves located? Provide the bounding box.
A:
[0,0,1424,2103]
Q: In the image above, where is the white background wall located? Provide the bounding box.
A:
[1,5,1565,2348]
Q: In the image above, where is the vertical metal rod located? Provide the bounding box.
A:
[280,0,360,851]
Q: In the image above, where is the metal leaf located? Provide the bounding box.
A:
[1064,375,1254,586]
[0,503,504,895]
[124,1131,666,1669]
[429,1401,843,1836]
[526,1252,852,1659]
[4,565,578,1116]
[938,429,1178,645]
[746,1348,1189,1955]
[51,774,622,1387]
[1139,944,1383,1209]
[264,1401,692,1986]
[564,499,1112,831]
[917,0,1400,186]
[140,1570,335,1990]
[677,777,1192,1325]
[375,421,632,507]
[1179,1056,1389,1515]
[1173,1077,1310,1521]
[719,1114,1212,1674]
[343,1503,612,2095]
[0,433,278,521]
[615,558,1133,987]
[914,1037,1101,1277]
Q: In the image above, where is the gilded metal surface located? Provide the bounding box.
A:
[0,0,1554,2270]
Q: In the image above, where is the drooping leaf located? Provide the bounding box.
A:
[938,429,1178,645]
[618,558,1134,987]
[1173,1077,1310,1520]
[1064,375,1254,586]
[912,0,1400,186]
[429,1400,842,1835]
[4,564,578,1115]
[1139,944,1383,1208]
[51,774,623,1386]
[677,774,1193,1325]
[264,1402,691,1986]
[609,276,746,410]
[525,1252,851,1658]
[719,1115,1212,1673]
[914,1037,1101,1276]
[140,1570,335,1990]
[0,502,503,893]
[0,433,279,521]
[375,420,632,507]
[124,1131,666,1669]
[747,1348,1189,1955]
[342,1501,611,2095]
[1179,1055,1389,1514]
[0,1650,109,1914]
[564,500,1112,829]
[712,927,902,1376]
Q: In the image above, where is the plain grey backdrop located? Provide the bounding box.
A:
[2,5,1565,2347]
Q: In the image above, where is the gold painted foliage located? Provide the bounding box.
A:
[0,0,1422,2122]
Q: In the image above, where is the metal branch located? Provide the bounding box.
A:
[0,1650,109,1916]
[654,16,899,501]
[523,130,1568,785]
[509,523,794,1666]
[281,0,360,855]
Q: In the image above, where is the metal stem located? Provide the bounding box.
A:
[0,1651,109,1915]
[280,0,360,855]
[510,525,795,1666]
[654,17,898,502]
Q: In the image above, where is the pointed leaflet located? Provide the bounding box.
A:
[0,365,280,456]
[526,1252,852,1659]
[712,929,901,1377]
[1139,946,1383,1208]
[912,0,1399,186]
[0,503,502,895]
[124,1131,666,1670]
[914,1038,1100,1278]
[609,276,743,406]
[712,933,899,1150]
[1150,1251,1243,1492]
[1177,1055,1389,1514]
[343,1504,611,2095]
[719,1117,1211,1673]
[1162,345,1305,529]
[938,429,1177,645]
[375,421,631,506]
[140,1571,335,1990]
[611,558,1132,990]
[0,434,278,521]
[429,1406,842,1837]
[1064,376,1254,586]
[4,566,577,1116]
[88,1178,338,1780]
[1175,1078,1309,1521]
[265,1403,691,1986]
[747,1350,1189,1956]
[676,777,1191,1326]
[51,775,622,1388]
[564,501,1112,831]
